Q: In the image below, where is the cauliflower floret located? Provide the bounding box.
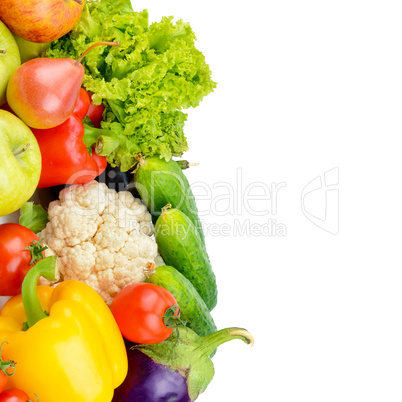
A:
[43,201,103,248]
[38,181,162,304]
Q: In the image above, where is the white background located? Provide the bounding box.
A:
[2,1,402,401]
[134,1,402,401]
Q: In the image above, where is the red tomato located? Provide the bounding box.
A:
[0,389,31,402]
[0,371,6,395]
[73,88,91,120]
[86,92,104,128]
[0,375,6,395]
[110,283,179,344]
[0,224,39,296]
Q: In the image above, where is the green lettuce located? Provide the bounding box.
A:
[19,202,49,234]
[46,0,216,171]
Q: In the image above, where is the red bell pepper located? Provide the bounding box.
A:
[73,88,91,121]
[31,89,107,188]
[31,116,106,188]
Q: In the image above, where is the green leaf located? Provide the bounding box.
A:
[19,202,49,234]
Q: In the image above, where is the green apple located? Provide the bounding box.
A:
[0,110,41,217]
[0,21,21,105]
[12,35,50,64]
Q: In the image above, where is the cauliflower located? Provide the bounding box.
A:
[38,181,162,305]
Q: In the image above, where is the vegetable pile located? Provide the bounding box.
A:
[0,0,253,401]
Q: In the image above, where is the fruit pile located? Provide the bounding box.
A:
[0,1,253,401]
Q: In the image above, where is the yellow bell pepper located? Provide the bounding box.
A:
[0,256,128,402]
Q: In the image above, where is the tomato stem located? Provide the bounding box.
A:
[76,41,119,66]
[162,305,186,329]
[162,305,186,345]
[25,239,48,266]
[0,342,16,377]
[13,143,30,157]
[22,256,58,329]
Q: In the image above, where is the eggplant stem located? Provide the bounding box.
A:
[229,329,255,345]
[198,327,254,356]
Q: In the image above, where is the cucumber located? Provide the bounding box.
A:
[155,208,217,311]
[146,265,217,337]
[133,156,205,243]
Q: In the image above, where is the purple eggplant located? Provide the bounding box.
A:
[113,327,254,401]
[113,345,191,402]
[96,165,139,196]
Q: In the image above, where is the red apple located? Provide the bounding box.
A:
[0,0,85,44]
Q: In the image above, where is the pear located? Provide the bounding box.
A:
[6,41,118,130]
[7,58,86,129]
[0,20,21,106]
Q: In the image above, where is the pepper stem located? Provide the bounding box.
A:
[76,41,119,66]
[22,256,58,329]
[196,327,254,357]
[95,135,120,156]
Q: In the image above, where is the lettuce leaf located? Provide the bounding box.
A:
[19,202,49,234]
[46,0,216,171]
